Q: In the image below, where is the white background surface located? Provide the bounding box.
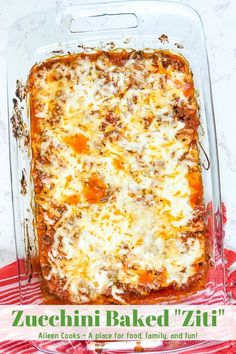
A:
[0,0,236,266]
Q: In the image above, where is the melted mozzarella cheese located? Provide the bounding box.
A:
[30,51,205,303]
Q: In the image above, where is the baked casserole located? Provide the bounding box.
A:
[28,50,206,304]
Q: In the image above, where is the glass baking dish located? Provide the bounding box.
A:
[7,0,226,352]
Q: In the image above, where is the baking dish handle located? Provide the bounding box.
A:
[56,0,138,33]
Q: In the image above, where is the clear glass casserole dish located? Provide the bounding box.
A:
[7,0,226,352]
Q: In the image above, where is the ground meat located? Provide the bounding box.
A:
[159,34,169,43]
[15,80,26,101]
[173,103,199,129]
[162,54,186,72]
[20,169,27,195]
[11,98,28,140]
